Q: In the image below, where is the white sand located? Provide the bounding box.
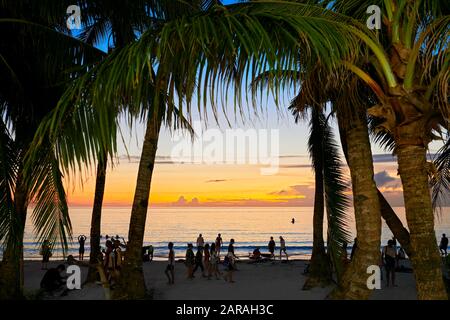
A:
[23,259,417,300]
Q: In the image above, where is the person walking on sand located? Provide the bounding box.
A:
[165,242,175,284]
[209,243,220,279]
[185,243,195,279]
[203,243,211,278]
[268,237,276,260]
[197,233,205,248]
[215,233,223,257]
[224,239,237,283]
[382,239,397,287]
[78,235,87,261]
[439,234,448,256]
[193,246,206,277]
[279,236,288,260]
[40,240,52,270]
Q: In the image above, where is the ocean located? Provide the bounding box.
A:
[19,206,450,260]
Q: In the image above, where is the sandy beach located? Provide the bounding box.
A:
[23,259,417,300]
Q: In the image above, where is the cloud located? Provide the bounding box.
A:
[171,196,201,206]
[206,179,228,183]
[269,184,314,198]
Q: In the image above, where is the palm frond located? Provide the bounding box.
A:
[0,118,19,249]
[431,137,450,213]
[28,146,72,255]
[308,107,351,279]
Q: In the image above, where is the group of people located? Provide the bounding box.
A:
[164,233,238,285]
[164,234,291,285]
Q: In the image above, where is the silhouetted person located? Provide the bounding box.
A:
[78,235,86,261]
[40,240,52,270]
[279,236,288,260]
[165,242,175,284]
[193,246,206,277]
[440,234,448,256]
[382,240,397,287]
[268,237,276,260]
[185,243,195,279]
[40,264,66,293]
[197,234,205,248]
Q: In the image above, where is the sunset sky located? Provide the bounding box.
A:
[65,0,444,209]
[65,106,442,208]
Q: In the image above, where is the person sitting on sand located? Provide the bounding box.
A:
[78,235,86,261]
[250,247,262,262]
[40,264,66,293]
[279,236,288,261]
[209,243,220,280]
[185,243,195,279]
[193,246,206,277]
[165,242,175,285]
[440,234,448,256]
[40,240,52,270]
[382,240,397,287]
[197,234,205,248]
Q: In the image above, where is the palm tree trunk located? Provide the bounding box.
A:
[396,139,447,299]
[114,112,162,299]
[0,171,28,299]
[339,120,412,257]
[331,112,381,299]
[87,156,107,282]
[303,167,331,289]
[378,190,411,256]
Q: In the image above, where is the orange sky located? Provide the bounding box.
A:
[65,155,406,207]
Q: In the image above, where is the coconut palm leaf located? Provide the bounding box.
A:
[431,137,450,213]
[28,146,72,255]
[305,107,351,277]
[0,118,19,249]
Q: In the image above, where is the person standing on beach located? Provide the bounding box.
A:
[77,235,86,261]
[197,233,205,248]
[40,239,52,270]
[279,236,288,260]
[215,233,223,257]
[439,234,448,256]
[165,242,175,284]
[203,243,211,277]
[382,240,397,287]
[268,237,276,260]
[185,243,195,279]
[224,239,237,283]
[193,246,206,277]
[209,243,220,279]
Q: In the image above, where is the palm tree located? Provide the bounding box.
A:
[296,106,350,289]
[30,1,360,299]
[0,1,102,298]
[325,0,449,299]
[74,0,152,283]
